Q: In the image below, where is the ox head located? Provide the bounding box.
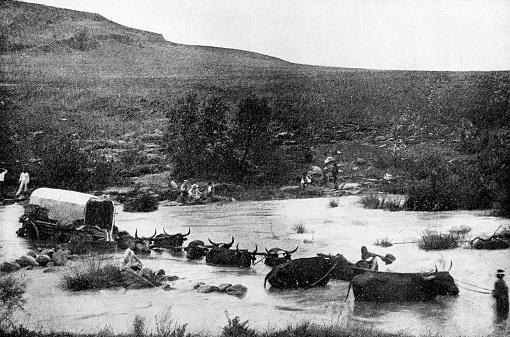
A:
[263,246,299,267]
[134,228,156,253]
[150,228,191,249]
[186,239,208,259]
[422,263,459,296]
[235,243,258,266]
[319,253,356,281]
[208,236,235,249]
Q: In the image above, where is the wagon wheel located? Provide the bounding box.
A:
[27,221,40,239]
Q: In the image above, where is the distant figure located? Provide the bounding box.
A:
[169,176,179,189]
[188,184,202,200]
[205,182,214,198]
[0,168,7,199]
[332,162,339,189]
[15,168,29,197]
[122,242,143,271]
[493,269,509,321]
[179,179,189,202]
[300,172,311,190]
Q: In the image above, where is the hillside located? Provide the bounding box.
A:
[1,0,509,205]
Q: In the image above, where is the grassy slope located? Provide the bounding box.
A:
[1,0,509,192]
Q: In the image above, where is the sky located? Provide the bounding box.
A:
[23,0,510,71]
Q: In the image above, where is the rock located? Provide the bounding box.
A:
[193,282,206,289]
[40,249,55,258]
[121,269,154,289]
[52,250,68,266]
[26,251,37,258]
[36,254,51,266]
[226,284,247,297]
[156,269,165,276]
[46,261,55,267]
[196,285,219,293]
[43,267,58,273]
[162,275,179,282]
[15,255,39,267]
[162,284,174,291]
[25,265,33,271]
[0,262,21,273]
[218,283,233,292]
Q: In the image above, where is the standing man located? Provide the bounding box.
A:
[15,168,29,197]
[493,269,509,321]
[0,168,7,199]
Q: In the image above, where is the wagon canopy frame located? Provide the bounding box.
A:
[28,188,115,231]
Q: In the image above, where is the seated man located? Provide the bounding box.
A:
[359,246,378,271]
[122,242,143,271]
[188,184,202,200]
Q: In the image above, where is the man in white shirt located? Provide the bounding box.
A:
[16,169,29,197]
[0,168,7,199]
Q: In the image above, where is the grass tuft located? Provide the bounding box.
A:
[374,237,393,247]
[328,198,339,208]
[61,258,124,291]
[292,222,307,234]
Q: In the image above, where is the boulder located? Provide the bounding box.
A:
[0,262,21,273]
[52,250,68,266]
[162,284,174,291]
[15,255,39,267]
[196,285,219,293]
[26,251,37,258]
[36,254,51,266]
[218,283,232,292]
[121,269,157,289]
[41,248,55,257]
[226,284,247,297]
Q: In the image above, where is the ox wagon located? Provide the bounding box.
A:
[17,188,115,244]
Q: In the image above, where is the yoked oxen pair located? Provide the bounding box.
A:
[347,264,459,302]
[206,239,258,268]
[264,254,355,289]
[135,228,191,252]
[186,237,235,260]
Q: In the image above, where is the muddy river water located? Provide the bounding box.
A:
[1,196,509,336]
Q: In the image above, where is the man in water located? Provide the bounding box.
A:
[493,269,509,321]
[122,242,143,271]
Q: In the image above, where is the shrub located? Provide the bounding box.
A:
[292,222,307,234]
[61,258,124,291]
[123,192,159,212]
[221,314,257,337]
[417,230,459,251]
[132,315,146,337]
[328,198,339,208]
[360,193,381,209]
[155,309,188,337]
[0,275,29,331]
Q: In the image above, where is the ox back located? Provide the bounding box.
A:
[351,270,460,302]
[205,247,254,268]
[264,256,354,289]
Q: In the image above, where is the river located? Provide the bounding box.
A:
[1,196,509,336]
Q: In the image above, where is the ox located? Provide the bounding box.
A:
[206,244,258,268]
[263,246,299,267]
[149,228,191,250]
[264,255,355,289]
[186,240,208,260]
[133,229,156,253]
[348,266,459,302]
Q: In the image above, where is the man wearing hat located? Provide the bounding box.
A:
[493,269,509,320]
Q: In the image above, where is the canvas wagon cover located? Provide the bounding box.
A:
[28,188,114,229]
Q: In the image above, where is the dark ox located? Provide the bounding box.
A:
[149,228,191,250]
[206,243,258,268]
[186,240,208,260]
[349,267,459,302]
[263,246,299,267]
[264,255,355,289]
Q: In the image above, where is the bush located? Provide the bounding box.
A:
[374,237,393,247]
[221,315,257,337]
[123,192,159,212]
[417,230,459,251]
[0,275,29,331]
[328,198,339,208]
[61,258,124,291]
[292,222,307,234]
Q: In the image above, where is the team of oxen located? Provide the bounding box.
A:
[132,228,460,302]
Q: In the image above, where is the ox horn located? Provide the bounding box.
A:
[228,236,234,246]
[208,238,219,246]
[435,266,438,273]
[236,243,240,252]
[183,227,191,237]
[150,229,157,239]
[135,229,139,239]
[286,246,299,254]
[163,228,169,236]
[252,244,258,255]
[448,261,453,272]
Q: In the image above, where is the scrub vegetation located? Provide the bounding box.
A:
[1,0,510,213]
